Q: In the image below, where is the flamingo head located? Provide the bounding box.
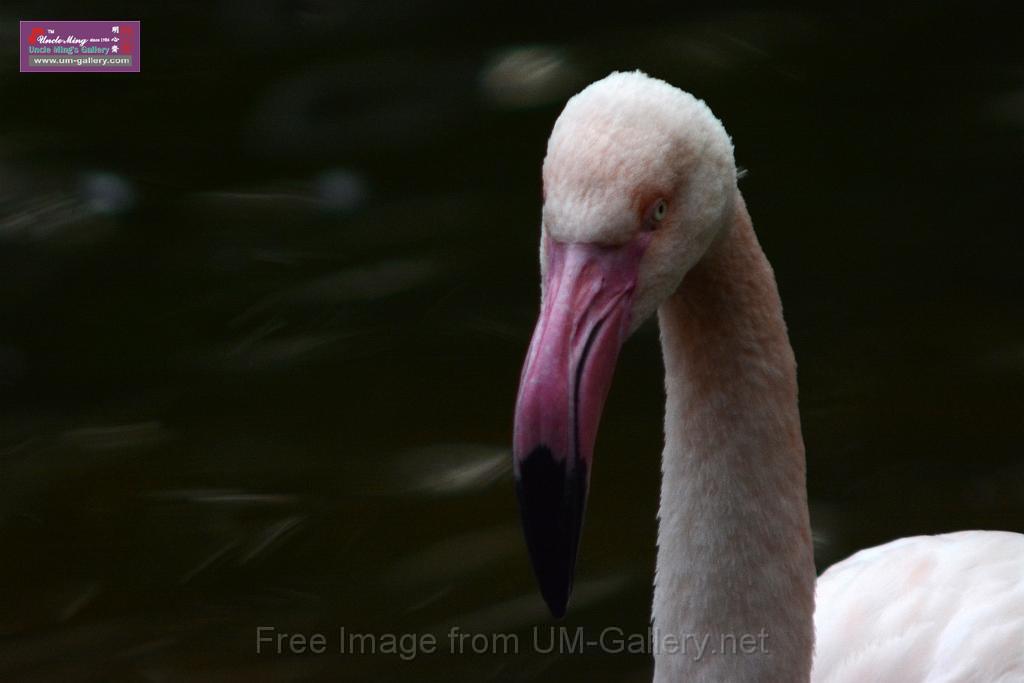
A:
[513,71,738,617]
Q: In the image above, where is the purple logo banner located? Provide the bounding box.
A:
[20,20,140,72]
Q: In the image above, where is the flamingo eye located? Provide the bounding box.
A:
[653,199,668,222]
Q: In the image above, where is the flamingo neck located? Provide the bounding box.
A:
[652,196,815,682]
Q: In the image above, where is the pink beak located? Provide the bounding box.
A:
[513,235,647,617]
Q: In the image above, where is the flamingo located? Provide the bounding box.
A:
[511,71,1024,682]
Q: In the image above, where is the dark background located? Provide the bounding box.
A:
[1,2,1022,680]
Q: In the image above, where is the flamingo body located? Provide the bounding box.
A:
[511,70,1024,682]
[813,530,1024,683]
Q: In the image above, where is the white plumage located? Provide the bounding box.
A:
[813,531,1024,683]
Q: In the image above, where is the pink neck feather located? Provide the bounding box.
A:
[652,196,816,682]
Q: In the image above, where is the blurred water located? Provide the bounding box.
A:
[1,3,1023,681]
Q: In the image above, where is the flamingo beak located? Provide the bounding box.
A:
[513,235,647,618]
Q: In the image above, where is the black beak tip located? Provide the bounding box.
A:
[541,581,570,619]
[515,445,589,620]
